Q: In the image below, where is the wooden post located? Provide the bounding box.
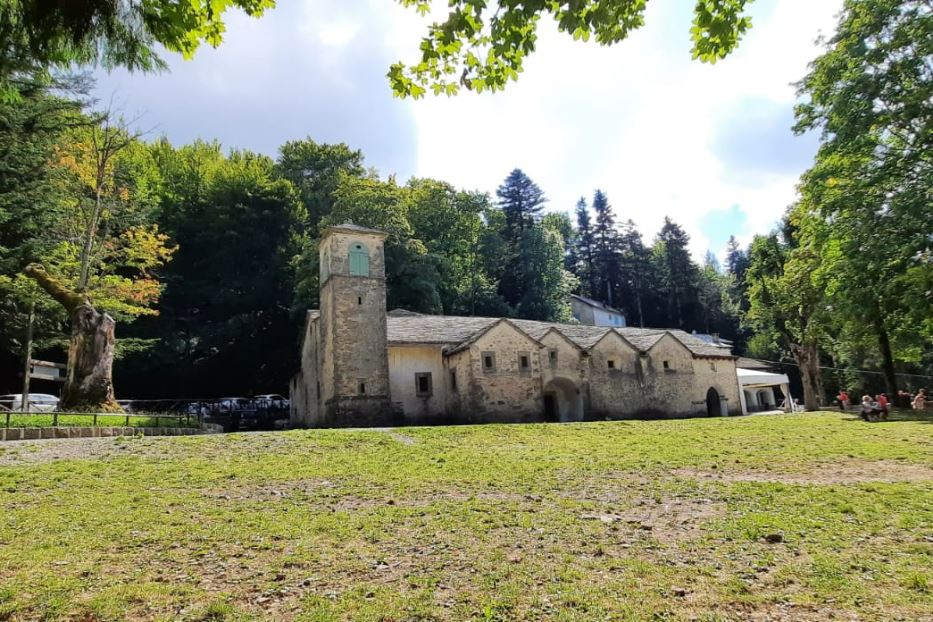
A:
[20,301,35,412]
[52,411,58,426]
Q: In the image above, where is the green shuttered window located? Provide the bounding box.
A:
[349,243,369,276]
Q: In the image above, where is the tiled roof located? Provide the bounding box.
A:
[322,222,388,237]
[387,312,498,345]
[384,311,735,358]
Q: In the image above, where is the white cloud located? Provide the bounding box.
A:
[94,0,844,260]
[402,0,844,257]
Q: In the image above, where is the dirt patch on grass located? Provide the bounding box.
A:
[0,431,298,467]
[675,459,933,485]
[581,495,727,544]
[0,436,174,466]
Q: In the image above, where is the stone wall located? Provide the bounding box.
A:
[587,332,645,416]
[444,349,472,421]
[0,426,212,441]
[290,315,321,428]
[461,321,544,423]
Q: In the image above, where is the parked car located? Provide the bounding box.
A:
[0,393,59,412]
[214,398,256,416]
[185,402,211,417]
[255,394,290,411]
[208,398,256,432]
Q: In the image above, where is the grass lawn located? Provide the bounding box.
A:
[0,411,931,621]
[0,412,198,429]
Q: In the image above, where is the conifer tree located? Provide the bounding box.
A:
[654,217,700,329]
[496,168,545,243]
[573,197,596,297]
[618,219,651,327]
[590,190,622,307]
[494,168,546,310]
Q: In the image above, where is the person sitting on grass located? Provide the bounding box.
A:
[876,393,889,420]
[860,395,881,421]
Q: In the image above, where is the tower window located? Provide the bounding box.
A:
[482,351,496,373]
[349,243,369,276]
[450,370,457,391]
[519,353,530,371]
[358,381,366,394]
[415,372,433,397]
[358,296,362,305]
[607,359,616,369]
[663,360,671,370]
[548,349,558,368]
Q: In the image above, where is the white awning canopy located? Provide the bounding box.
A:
[737,367,790,387]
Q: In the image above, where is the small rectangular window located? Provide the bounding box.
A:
[663,360,670,370]
[358,296,362,305]
[359,381,366,394]
[450,370,457,391]
[482,351,496,372]
[548,349,558,368]
[416,372,433,397]
[519,354,529,369]
[607,359,615,369]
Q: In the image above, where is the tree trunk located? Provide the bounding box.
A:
[790,341,822,411]
[23,264,122,413]
[874,317,899,396]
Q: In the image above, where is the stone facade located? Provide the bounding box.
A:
[290,225,742,428]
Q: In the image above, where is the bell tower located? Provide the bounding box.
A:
[318,223,391,425]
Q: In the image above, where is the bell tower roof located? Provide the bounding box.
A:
[322,223,388,239]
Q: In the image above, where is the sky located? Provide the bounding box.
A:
[93,0,844,261]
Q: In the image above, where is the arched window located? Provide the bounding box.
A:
[349,243,369,276]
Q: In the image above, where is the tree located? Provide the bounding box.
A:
[724,235,749,280]
[617,219,652,327]
[20,118,174,410]
[573,197,596,296]
[653,217,700,329]
[406,179,503,315]
[495,168,546,309]
[496,168,545,242]
[515,221,577,322]
[275,139,365,236]
[390,0,754,97]
[119,141,304,398]
[744,220,830,411]
[793,0,932,395]
[590,189,621,307]
[1,0,274,96]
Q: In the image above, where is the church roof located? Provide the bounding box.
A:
[321,222,388,237]
[385,310,735,359]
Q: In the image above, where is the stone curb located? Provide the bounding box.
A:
[0,426,215,442]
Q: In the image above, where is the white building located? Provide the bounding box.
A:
[737,366,792,414]
[570,294,626,327]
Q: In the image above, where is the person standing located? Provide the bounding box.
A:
[838,389,849,411]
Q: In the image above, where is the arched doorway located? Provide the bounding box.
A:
[706,387,721,417]
[543,378,583,422]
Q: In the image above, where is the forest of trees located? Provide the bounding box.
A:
[0,87,734,398]
[0,0,929,408]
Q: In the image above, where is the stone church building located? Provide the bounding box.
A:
[289,224,743,428]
